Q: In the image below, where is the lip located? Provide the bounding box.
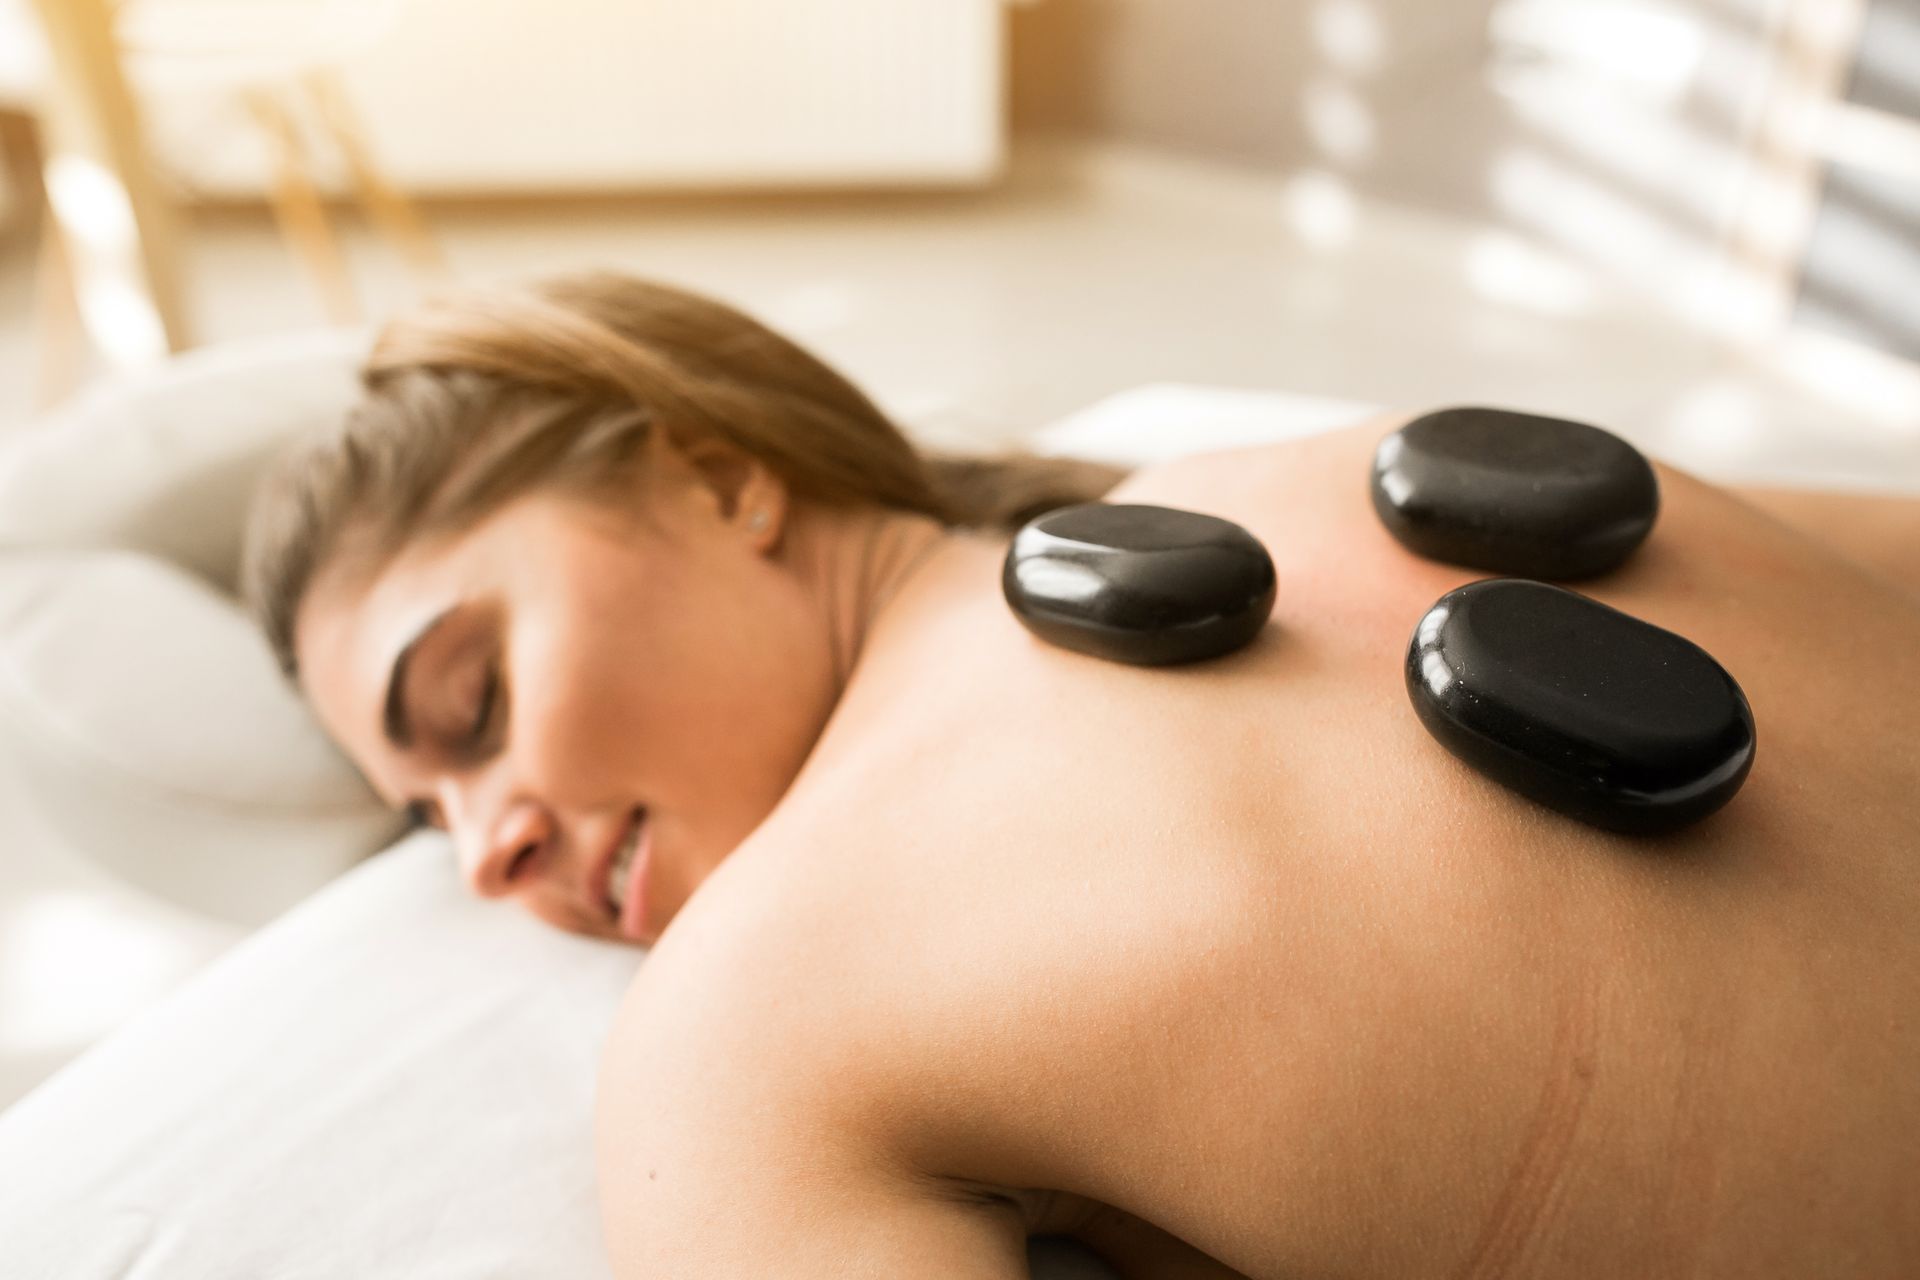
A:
[616,815,654,943]
[592,808,647,933]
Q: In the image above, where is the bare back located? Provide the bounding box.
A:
[609,419,1920,1277]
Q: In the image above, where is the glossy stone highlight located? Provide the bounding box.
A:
[1371,407,1660,579]
[1003,503,1277,665]
[1406,579,1755,835]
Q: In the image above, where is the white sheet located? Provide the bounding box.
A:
[0,834,1115,1277]
[0,837,635,1277]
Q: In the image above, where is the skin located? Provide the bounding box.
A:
[300,417,1920,1278]
[296,424,947,945]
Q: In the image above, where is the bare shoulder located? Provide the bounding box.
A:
[595,813,1255,1278]
[593,831,1037,1276]
[595,822,900,1135]
[595,787,1048,1176]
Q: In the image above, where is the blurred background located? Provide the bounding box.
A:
[2,0,1916,455]
[0,0,1916,1107]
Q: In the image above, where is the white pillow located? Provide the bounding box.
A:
[0,331,397,927]
[0,548,400,923]
[0,328,368,591]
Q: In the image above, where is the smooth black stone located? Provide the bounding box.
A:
[1371,407,1660,579]
[1003,503,1277,666]
[1406,579,1755,836]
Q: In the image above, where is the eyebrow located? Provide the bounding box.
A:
[382,606,457,750]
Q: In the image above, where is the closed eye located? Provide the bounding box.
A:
[469,665,501,746]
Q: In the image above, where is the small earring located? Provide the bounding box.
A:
[747,510,769,533]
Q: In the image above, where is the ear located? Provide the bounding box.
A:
[652,429,789,552]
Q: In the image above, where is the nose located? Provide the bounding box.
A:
[454,797,554,900]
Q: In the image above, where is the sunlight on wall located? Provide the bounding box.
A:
[1482,0,1760,337]
[1493,69,1734,227]
[1816,102,1920,186]
[1473,0,1897,355]
[1311,0,1386,76]
[1463,230,1600,315]
[1491,148,1685,276]
[1490,0,1705,100]
[1283,169,1359,249]
[1302,74,1378,167]
[1299,0,1382,180]
[1288,1,1383,252]
[0,891,209,1056]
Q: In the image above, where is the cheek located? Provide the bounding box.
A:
[501,642,648,802]
[626,564,830,762]
[500,544,832,803]
[496,567,671,798]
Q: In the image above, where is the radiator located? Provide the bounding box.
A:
[144,0,1006,195]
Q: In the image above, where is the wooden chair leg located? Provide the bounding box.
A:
[1,108,87,407]
[0,108,46,242]
[304,70,445,282]
[33,191,88,407]
[246,86,359,325]
[27,0,191,357]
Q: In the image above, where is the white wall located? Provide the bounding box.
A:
[137,0,1005,195]
[1010,0,1800,333]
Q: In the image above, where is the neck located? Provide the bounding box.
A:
[784,503,958,689]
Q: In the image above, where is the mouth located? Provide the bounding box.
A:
[598,808,652,940]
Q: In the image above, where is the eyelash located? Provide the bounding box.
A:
[470,665,501,745]
[403,663,501,832]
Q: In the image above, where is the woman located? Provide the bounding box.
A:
[245,272,1920,1278]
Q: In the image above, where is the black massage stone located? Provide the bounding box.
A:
[1003,503,1277,666]
[1407,579,1755,835]
[1371,407,1660,579]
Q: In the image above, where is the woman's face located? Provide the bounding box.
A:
[295,434,835,946]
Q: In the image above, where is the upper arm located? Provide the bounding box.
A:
[593,894,1034,1279]
[597,1113,1030,1280]
[591,818,1255,1280]
[594,939,1253,1280]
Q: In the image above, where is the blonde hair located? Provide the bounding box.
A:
[242,272,1124,677]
